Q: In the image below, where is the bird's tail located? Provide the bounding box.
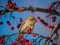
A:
[18,30,23,44]
[19,30,23,38]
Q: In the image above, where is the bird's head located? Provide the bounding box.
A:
[28,16,37,23]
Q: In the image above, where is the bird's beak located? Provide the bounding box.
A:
[33,19,37,23]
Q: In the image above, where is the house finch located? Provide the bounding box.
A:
[19,16,37,36]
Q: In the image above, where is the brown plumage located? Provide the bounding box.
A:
[19,16,36,36]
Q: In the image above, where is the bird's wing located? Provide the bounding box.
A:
[30,24,34,30]
[20,21,29,33]
[20,19,28,29]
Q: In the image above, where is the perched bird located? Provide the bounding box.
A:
[19,16,37,36]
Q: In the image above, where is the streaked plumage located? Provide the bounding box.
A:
[19,16,36,36]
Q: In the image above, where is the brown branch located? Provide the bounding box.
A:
[45,21,60,45]
[0,7,60,16]
[1,32,50,39]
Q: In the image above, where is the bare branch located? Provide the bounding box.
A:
[0,7,60,16]
[45,21,60,45]
[1,32,50,39]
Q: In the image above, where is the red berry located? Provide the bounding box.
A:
[48,25,54,29]
[48,7,52,10]
[37,16,40,19]
[20,35,24,39]
[1,43,4,45]
[0,37,4,44]
[18,8,23,12]
[6,21,11,26]
[11,26,14,30]
[48,7,54,10]
[6,2,9,7]
[16,38,18,41]
[13,2,16,7]
[29,42,32,45]
[9,3,14,9]
[48,5,53,10]
[48,25,52,28]
[0,40,3,43]
[17,23,21,29]
[52,16,56,22]
[52,43,58,45]
[26,42,32,45]
[11,42,17,45]
[19,39,26,44]
[1,38,4,42]
[33,33,36,37]
[21,42,25,45]
[28,27,32,33]
[9,3,13,7]
[51,26,54,29]
[20,18,23,22]
[40,19,48,26]
[25,40,29,43]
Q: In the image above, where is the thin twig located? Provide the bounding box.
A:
[45,21,60,45]
[0,7,60,16]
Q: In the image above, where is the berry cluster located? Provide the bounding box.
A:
[0,36,4,45]
[6,0,16,9]
[10,35,33,45]
[37,16,54,29]
[6,0,23,12]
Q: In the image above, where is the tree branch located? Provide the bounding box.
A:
[0,32,50,39]
[0,7,60,16]
[45,21,60,45]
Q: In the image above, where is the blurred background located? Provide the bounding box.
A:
[0,0,60,45]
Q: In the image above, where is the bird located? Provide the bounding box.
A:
[19,16,37,36]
